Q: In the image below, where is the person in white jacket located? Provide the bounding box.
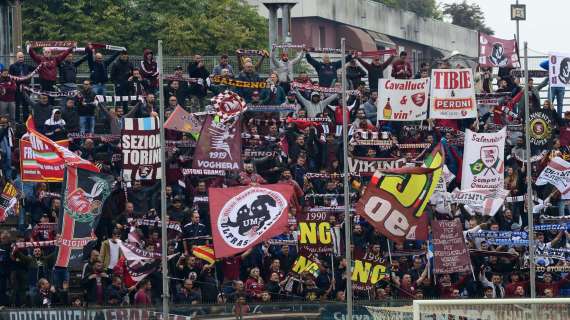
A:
[271,48,304,93]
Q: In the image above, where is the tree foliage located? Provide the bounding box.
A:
[21,0,268,55]
[442,1,494,35]
[371,0,441,19]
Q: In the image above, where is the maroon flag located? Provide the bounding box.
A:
[352,250,389,291]
[209,184,294,258]
[191,115,242,176]
[298,211,333,254]
[431,219,471,274]
[478,33,519,68]
[55,167,114,267]
[164,105,202,134]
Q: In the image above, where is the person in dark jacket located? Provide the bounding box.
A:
[82,261,111,306]
[31,278,68,307]
[58,52,88,91]
[236,62,262,103]
[164,80,188,108]
[125,94,156,118]
[140,48,159,92]
[86,44,120,95]
[187,55,210,104]
[77,80,97,133]
[9,51,35,122]
[357,53,395,92]
[62,98,80,134]
[127,68,151,98]
[346,59,367,89]
[28,44,73,91]
[110,50,134,109]
[27,94,53,131]
[304,49,352,87]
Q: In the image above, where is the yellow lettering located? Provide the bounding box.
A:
[299,222,317,244]
[369,264,387,284]
[318,222,332,244]
[352,260,371,283]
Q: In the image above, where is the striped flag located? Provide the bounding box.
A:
[121,117,161,182]
[192,245,215,265]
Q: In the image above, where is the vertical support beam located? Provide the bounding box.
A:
[13,0,22,53]
[281,4,290,43]
[268,5,278,69]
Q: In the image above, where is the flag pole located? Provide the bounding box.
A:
[158,40,170,319]
[341,37,353,320]
[523,41,536,300]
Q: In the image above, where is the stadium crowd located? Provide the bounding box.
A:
[0,39,568,315]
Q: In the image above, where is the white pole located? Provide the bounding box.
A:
[341,37,353,320]
[158,40,170,320]
[524,42,536,299]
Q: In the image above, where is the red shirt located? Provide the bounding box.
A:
[245,277,264,298]
[134,289,152,305]
[222,256,242,281]
[28,47,72,81]
[0,79,16,102]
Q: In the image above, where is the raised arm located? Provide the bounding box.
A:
[105,51,121,67]
[305,53,321,71]
[27,46,42,64]
[270,48,280,67]
[291,50,304,65]
[55,47,74,64]
[356,57,371,71]
[294,88,311,108]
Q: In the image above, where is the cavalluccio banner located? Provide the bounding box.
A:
[121,117,161,181]
[377,78,429,121]
[209,184,294,258]
[55,167,113,268]
[192,115,242,176]
[478,33,519,68]
[355,144,444,243]
[461,128,505,189]
[347,156,407,175]
[429,69,477,119]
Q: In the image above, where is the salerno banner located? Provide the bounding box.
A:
[461,128,506,189]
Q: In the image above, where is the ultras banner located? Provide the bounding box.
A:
[461,128,506,189]
[121,117,161,181]
[209,184,294,258]
[192,115,242,176]
[478,33,519,68]
[377,78,429,121]
[55,167,113,267]
[429,69,477,119]
[537,157,570,199]
[355,144,444,243]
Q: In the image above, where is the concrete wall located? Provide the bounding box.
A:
[249,0,478,56]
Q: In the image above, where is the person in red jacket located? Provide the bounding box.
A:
[391,51,413,79]
[244,267,264,300]
[28,44,74,91]
[0,68,17,122]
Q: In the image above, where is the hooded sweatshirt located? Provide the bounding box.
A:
[140,49,158,89]
[43,109,67,140]
[293,89,339,117]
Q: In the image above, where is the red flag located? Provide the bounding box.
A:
[164,105,202,134]
[478,33,520,68]
[355,144,444,243]
[209,184,294,258]
[25,117,100,173]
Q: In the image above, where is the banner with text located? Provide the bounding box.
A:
[352,250,389,291]
[298,211,333,254]
[348,156,407,176]
[432,219,471,274]
[461,128,505,189]
[537,157,570,199]
[430,69,477,119]
[549,53,570,88]
[450,188,509,216]
[377,78,429,121]
[121,117,161,181]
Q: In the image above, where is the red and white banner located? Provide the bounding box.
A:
[209,184,294,258]
[19,138,70,182]
[478,33,519,68]
[121,117,161,181]
[450,188,509,217]
[431,219,471,274]
[377,78,429,121]
[537,157,570,199]
[0,182,19,222]
[429,69,477,119]
[355,144,444,243]
[461,128,506,189]
[549,52,570,88]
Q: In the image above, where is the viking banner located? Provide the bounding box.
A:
[355,144,444,243]
[461,128,506,189]
[537,157,570,199]
[352,250,389,291]
[450,188,509,216]
[478,34,519,68]
[298,211,333,254]
[121,117,161,181]
[429,69,477,119]
[163,106,202,135]
[0,182,18,222]
[23,117,99,177]
[549,53,570,88]
[377,78,429,121]
[192,115,242,176]
[209,184,294,258]
[19,138,70,182]
[347,156,407,175]
[529,111,554,147]
[431,219,471,274]
[55,167,113,268]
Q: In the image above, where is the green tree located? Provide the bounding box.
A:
[21,0,267,55]
[371,0,441,19]
[442,1,494,35]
